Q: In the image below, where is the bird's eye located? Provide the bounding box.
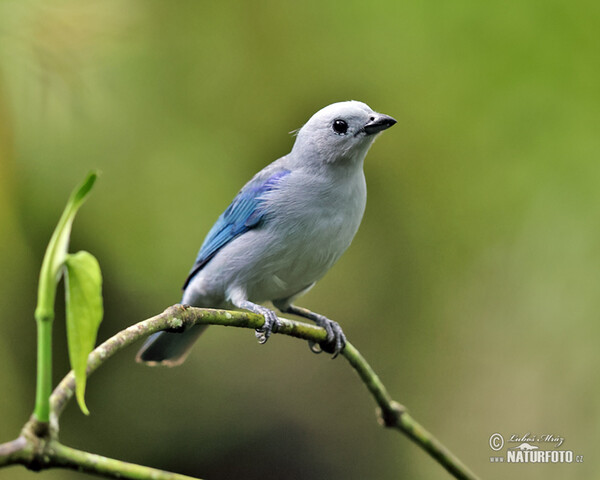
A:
[332,119,348,135]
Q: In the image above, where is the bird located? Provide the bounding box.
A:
[136,100,396,366]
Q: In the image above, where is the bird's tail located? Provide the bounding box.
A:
[135,324,208,367]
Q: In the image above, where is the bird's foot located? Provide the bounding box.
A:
[253,306,282,344]
[309,314,346,358]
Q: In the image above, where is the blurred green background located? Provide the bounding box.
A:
[0,1,598,479]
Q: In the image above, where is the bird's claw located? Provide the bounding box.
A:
[311,315,346,358]
[254,308,282,344]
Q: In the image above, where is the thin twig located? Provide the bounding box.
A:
[50,305,326,421]
[49,443,201,480]
[342,343,479,480]
[0,434,199,480]
[1,305,479,480]
[0,437,28,467]
[50,305,480,479]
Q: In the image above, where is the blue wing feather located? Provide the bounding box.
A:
[183,168,291,289]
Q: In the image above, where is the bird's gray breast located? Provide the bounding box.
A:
[252,168,367,300]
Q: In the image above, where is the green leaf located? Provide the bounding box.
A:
[35,171,98,322]
[64,250,104,415]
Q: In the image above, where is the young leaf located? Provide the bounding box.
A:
[35,171,98,322]
[64,250,103,415]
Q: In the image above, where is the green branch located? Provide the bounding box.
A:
[0,424,199,480]
[50,306,328,420]
[51,305,479,479]
[49,443,200,480]
[342,343,477,479]
[1,305,479,480]
[34,319,53,424]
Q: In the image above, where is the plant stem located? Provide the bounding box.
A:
[34,315,53,423]
[1,306,480,479]
[343,343,478,479]
[31,172,97,423]
[47,305,480,480]
[50,442,201,480]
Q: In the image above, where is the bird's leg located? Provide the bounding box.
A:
[236,300,282,344]
[282,305,346,358]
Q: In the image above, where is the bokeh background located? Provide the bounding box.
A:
[1,1,598,479]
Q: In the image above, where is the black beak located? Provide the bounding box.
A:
[363,114,397,135]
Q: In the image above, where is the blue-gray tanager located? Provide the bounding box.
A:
[137,101,396,366]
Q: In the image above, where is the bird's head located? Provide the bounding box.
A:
[291,101,396,166]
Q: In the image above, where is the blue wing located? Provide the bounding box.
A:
[183,168,291,289]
